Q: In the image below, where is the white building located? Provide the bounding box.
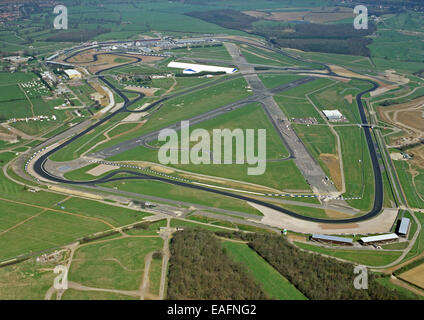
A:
[359,233,399,245]
[323,110,343,121]
[167,61,237,74]
[397,217,411,237]
[64,69,82,79]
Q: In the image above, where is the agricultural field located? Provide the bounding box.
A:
[398,263,424,290]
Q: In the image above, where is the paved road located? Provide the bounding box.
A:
[159,218,171,300]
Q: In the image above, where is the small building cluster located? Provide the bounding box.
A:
[10,115,57,123]
[41,71,58,87]
[309,216,411,248]
[36,250,63,264]
[2,55,31,64]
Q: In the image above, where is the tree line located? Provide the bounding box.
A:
[215,231,416,300]
[186,9,376,57]
[166,228,268,300]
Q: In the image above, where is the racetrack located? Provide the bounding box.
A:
[32,39,386,225]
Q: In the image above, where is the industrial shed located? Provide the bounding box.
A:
[64,69,82,79]
[310,234,353,246]
[397,217,411,237]
[322,110,343,121]
[359,233,399,245]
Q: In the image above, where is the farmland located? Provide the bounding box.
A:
[222,241,307,300]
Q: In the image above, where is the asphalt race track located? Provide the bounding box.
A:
[33,40,385,224]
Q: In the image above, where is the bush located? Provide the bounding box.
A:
[152,251,163,260]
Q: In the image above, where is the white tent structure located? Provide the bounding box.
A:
[167,61,237,74]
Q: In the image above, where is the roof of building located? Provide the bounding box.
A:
[322,110,343,118]
[398,217,411,235]
[360,233,399,243]
[168,61,237,74]
[64,69,81,77]
[311,234,353,243]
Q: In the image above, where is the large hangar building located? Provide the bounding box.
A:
[167,61,237,74]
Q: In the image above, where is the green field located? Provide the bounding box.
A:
[107,123,140,138]
[294,50,375,71]
[394,160,424,209]
[295,242,402,267]
[149,256,163,296]
[336,126,374,211]
[375,276,423,300]
[258,74,305,89]
[0,258,57,299]
[403,213,424,262]
[172,160,310,192]
[68,237,163,291]
[0,209,109,261]
[280,77,333,97]
[309,79,373,124]
[170,219,232,232]
[124,219,167,236]
[50,112,128,162]
[275,95,324,121]
[172,44,232,60]
[91,77,253,155]
[240,44,320,69]
[58,197,151,227]
[293,124,339,185]
[222,241,307,300]
[61,289,137,300]
[110,102,289,161]
[101,179,262,215]
[105,102,311,191]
